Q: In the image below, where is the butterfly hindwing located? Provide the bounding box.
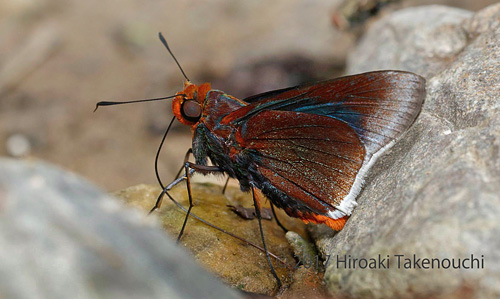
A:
[242,110,365,211]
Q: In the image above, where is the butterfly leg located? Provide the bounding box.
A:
[174,162,186,180]
[252,185,283,289]
[269,202,288,233]
[149,148,193,214]
[221,176,230,195]
[177,160,223,243]
[149,172,185,215]
[175,149,196,240]
[177,161,194,243]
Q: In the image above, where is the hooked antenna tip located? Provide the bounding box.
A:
[158,32,167,46]
[158,32,190,82]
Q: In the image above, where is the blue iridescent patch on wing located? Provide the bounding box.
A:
[290,100,364,134]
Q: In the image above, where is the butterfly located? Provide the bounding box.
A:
[96,33,426,288]
[169,72,425,231]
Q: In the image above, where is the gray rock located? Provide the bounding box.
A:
[314,4,500,299]
[0,158,240,299]
[347,5,473,78]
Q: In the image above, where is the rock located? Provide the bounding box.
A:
[280,266,330,299]
[346,5,472,78]
[285,231,319,267]
[0,158,240,299]
[313,4,500,299]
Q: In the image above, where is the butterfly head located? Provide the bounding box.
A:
[172,80,212,126]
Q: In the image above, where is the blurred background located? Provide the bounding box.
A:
[0,0,496,192]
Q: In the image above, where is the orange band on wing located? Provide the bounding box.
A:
[300,214,348,231]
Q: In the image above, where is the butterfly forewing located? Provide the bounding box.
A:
[236,71,425,156]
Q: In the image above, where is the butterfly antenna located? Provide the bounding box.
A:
[158,32,190,82]
[93,94,182,112]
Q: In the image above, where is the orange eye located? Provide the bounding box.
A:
[181,100,202,122]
